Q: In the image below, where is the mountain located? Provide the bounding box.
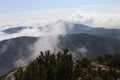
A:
[59,34,120,59]
[0,37,37,76]
[0,21,120,76]
[1,21,120,39]
[63,21,120,38]
[2,27,36,34]
[2,27,28,34]
[0,33,120,76]
[81,28,120,38]
[51,20,120,38]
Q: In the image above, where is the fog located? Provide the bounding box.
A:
[14,20,67,66]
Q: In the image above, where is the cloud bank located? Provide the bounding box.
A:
[71,10,120,28]
[0,5,120,29]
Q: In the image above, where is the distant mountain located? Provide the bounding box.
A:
[0,34,120,76]
[64,22,91,33]
[53,20,120,38]
[80,28,120,38]
[2,22,120,39]
[2,27,34,34]
[63,21,120,38]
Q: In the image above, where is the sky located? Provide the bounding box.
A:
[0,0,120,28]
[0,0,120,13]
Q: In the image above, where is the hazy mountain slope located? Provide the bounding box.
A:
[59,34,120,59]
[64,22,120,38]
[2,22,120,39]
[84,28,120,38]
[54,21,120,38]
[0,37,37,76]
[0,34,120,75]
[2,27,28,34]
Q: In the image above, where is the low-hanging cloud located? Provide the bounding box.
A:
[1,7,120,29]
[14,21,67,67]
[77,47,88,57]
[0,20,67,41]
[30,21,66,58]
[0,27,41,41]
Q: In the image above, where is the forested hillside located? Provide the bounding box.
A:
[1,49,119,80]
[1,34,120,76]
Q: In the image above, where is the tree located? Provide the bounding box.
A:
[56,49,73,80]
[15,49,74,80]
[14,67,23,80]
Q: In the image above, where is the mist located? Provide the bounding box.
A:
[14,20,67,67]
[30,20,67,58]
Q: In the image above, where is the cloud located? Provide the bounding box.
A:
[31,20,67,58]
[14,21,67,66]
[0,28,41,41]
[0,6,120,29]
[0,20,68,41]
[77,47,88,57]
[71,9,120,28]
[14,58,27,67]
[0,8,76,27]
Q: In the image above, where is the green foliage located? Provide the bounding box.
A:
[14,67,23,80]
[56,49,73,80]
[14,50,120,80]
[96,54,120,69]
[14,49,74,80]
[76,57,91,68]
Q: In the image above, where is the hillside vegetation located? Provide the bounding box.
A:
[1,33,120,76]
[4,49,118,80]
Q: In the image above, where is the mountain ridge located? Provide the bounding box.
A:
[1,21,120,40]
[0,33,120,76]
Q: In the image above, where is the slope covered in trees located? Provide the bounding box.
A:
[12,49,120,80]
[1,33,120,76]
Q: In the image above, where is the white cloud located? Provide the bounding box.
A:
[77,47,88,57]
[0,20,67,41]
[0,6,120,29]
[14,21,67,66]
[71,9,120,28]
[0,28,41,41]
[0,8,77,27]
